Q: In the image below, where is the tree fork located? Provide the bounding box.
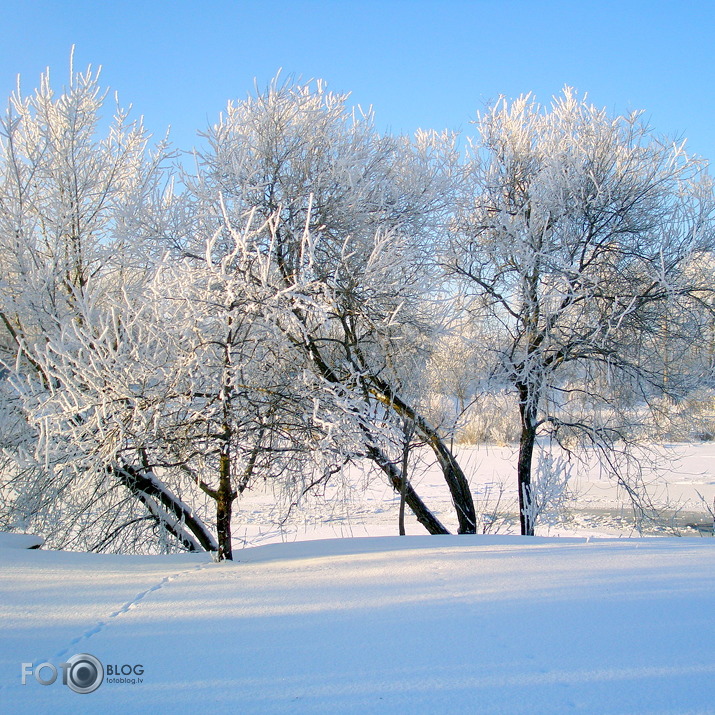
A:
[297,333,456,534]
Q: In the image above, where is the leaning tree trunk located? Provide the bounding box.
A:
[370,378,477,534]
[113,461,219,553]
[295,332,458,535]
[427,431,477,534]
[366,444,449,535]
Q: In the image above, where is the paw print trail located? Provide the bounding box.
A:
[52,560,213,661]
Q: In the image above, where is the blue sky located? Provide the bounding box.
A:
[1,1,714,161]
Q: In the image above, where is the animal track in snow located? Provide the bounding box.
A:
[53,561,211,660]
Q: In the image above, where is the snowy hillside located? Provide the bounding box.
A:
[2,534,715,714]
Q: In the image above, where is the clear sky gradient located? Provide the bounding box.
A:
[1,0,713,162]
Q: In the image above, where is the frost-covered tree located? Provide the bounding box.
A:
[9,60,713,552]
[0,61,196,553]
[449,89,715,534]
[187,76,477,534]
[0,67,357,558]
[15,227,367,559]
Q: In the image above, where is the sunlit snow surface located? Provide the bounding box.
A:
[2,534,715,714]
[4,442,715,713]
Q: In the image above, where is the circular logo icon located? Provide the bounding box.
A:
[65,653,103,694]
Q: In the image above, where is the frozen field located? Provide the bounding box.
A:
[233,442,715,547]
[2,443,715,713]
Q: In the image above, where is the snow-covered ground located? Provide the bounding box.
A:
[3,535,715,714]
[3,443,715,713]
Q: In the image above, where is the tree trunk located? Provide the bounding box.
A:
[517,384,537,536]
[428,434,476,534]
[216,447,237,561]
[297,336,460,534]
[398,423,411,536]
